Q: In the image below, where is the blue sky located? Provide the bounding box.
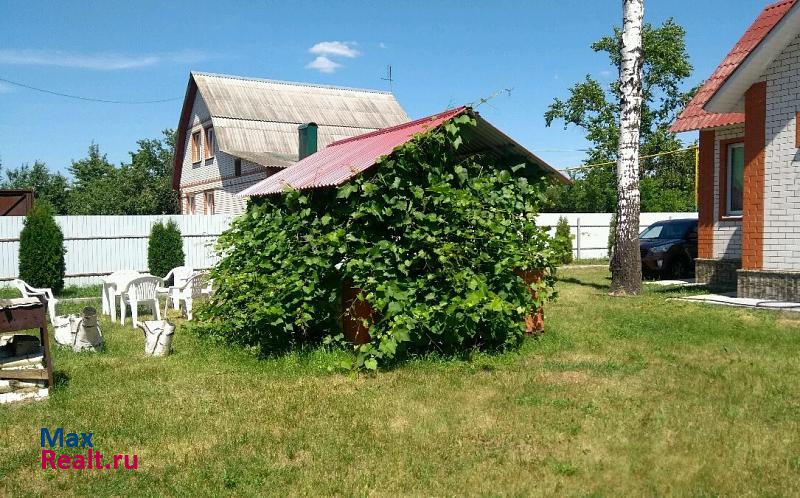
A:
[0,0,769,175]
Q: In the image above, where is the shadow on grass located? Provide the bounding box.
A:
[647,284,709,295]
[558,277,609,292]
[53,371,70,390]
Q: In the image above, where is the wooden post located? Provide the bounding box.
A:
[515,269,545,335]
[341,280,374,345]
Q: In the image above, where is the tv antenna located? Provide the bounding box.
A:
[381,65,394,92]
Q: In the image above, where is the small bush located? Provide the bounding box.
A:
[551,216,573,265]
[19,201,66,293]
[148,219,185,278]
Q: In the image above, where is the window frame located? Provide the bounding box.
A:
[186,195,195,215]
[191,131,202,164]
[204,190,215,215]
[234,158,242,177]
[719,138,744,219]
[204,127,215,160]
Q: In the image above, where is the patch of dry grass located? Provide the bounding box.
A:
[1,268,799,496]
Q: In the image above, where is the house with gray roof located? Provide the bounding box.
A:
[173,71,408,214]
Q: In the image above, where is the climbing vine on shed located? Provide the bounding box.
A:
[196,112,558,369]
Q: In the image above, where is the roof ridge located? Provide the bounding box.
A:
[191,71,396,96]
[209,115,382,130]
[671,0,798,132]
[327,107,468,147]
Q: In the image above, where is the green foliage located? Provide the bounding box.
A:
[551,217,574,265]
[18,201,66,293]
[608,212,617,256]
[544,19,697,213]
[0,161,70,214]
[147,219,185,278]
[3,131,178,217]
[197,113,557,368]
[68,131,179,215]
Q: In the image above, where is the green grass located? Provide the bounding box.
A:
[0,284,102,300]
[1,268,799,496]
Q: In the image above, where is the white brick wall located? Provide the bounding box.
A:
[712,124,744,259]
[762,33,800,270]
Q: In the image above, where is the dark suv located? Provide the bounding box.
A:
[639,218,697,279]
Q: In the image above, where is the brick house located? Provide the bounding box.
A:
[672,0,800,301]
[172,72,408,215]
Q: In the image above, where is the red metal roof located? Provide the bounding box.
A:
[671,0,797,133]
[239,107,469,196]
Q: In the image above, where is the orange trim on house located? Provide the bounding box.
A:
[796,112,800,147]
[742,81,766,270]
[697,130,716,259]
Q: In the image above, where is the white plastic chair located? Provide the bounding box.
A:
[156,266,194,311]
[120,276,163,328]
[102,270,141,323]
[12,279,58,325]
[171,272,212,321]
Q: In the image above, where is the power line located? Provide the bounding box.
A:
[0,76,181,104]
[560,145,698,172]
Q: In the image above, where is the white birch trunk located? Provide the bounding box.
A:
[610,0,644,295]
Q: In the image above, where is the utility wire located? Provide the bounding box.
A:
[561,145,698,172]
[0,76,181,104]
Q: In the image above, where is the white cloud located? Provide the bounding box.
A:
[0,82,14,93]
[306,56,343,74]
[378,42,387,49]
[308,41,360,58]
[599,69,613,79]
[0,49,208,70]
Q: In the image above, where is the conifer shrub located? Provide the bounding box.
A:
[197,112,558,369]
[148,219,185,278]
[18,201,66,293]
[552,216,574,265]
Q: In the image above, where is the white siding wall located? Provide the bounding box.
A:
[763,33,800,270]
[712,124,744,259]
[179,93,275,215]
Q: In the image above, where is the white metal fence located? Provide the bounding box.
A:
[0,215,235,286]
[0,212,696,286]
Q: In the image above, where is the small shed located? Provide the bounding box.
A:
[0,190,34,216]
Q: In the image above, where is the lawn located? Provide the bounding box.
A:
[1,267,799,496]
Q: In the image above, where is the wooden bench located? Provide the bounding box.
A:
[0,298,54,388]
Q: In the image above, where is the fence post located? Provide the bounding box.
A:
[575,217,581,261]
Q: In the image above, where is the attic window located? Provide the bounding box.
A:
[234,158,242,177]
[191,131,201,163]
[205,127,215,159]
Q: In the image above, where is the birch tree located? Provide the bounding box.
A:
[610,0,644,295]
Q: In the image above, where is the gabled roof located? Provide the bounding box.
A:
[239,107,568,197]
[172,72,408,189]
[671,0,798,133]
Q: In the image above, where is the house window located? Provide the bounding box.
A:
[204,190,215,214]
[191,131,202,163]
[234,158,242,177]
[186,195,195,215]
[205,127,215,159]
[726,142,744,216]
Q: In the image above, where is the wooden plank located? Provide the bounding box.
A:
[0,369,48,381]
